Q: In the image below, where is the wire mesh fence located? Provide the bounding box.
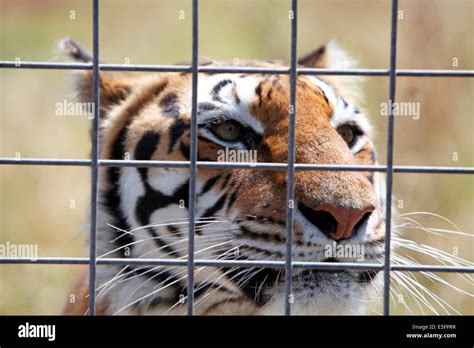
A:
[0,0,473,316]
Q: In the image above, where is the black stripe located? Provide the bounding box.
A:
[226,186,240,212]
[195,193,228,235]
[340,97,349,108]
[103,126,133,256]
[198,102,218,112]
[367,173,374,184]
[167,225,181,238]
[313,78,329,105]
[160,93,180,117]
[179,142,190,160]
[255,82,263,107]
[108,127,128,183]
[232,85,241,104]
[135,131,160,161]
[134,131,161,184]
[135,180,189,226]
[168,119,189,153]
[220,173,232,189]
[145,227,180,257]
[135,165,190,258]
[201,193,227,220]
[266,88,273,101]
[322,92,329,105]
[239,225,294,245]
[211,79,232,102]
[240,225,274,242]
[193,281,233,300]
[200,174,222,195]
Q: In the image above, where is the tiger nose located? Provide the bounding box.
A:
[312,203,375,241]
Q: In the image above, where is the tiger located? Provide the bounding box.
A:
[61,38,387,315]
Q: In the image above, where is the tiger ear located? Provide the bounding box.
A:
[60,38,135,115]
[298,45,328,68]
[299,41,356,70]
[72,70,135,115]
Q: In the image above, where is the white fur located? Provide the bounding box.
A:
[196,74,265,134]
[119,167,145,229]
[148,168,188,196]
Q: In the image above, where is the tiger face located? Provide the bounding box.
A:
[64,40,386,315]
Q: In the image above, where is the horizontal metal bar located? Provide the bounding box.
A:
[1,61,473,77]
[298,67,388,76]
[0,158,92,166]
[0,157,473,174]
[102,64,190,73]
[0,257,472,273]
[396,69,474,77]
[0,257,381,269]
[390,264,474,273]
[0,61,92,70]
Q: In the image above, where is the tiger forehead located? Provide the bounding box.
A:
[99,60,358,160]
[196,73,334,133]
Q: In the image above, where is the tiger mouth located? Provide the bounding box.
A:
[219,257,383,307]
[294,257,382,286]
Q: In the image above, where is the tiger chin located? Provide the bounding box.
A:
[61,38,387,316]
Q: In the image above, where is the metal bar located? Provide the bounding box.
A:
[396,69,474,77]
[0,158,92,166]
[1,60,473,77]
[102,64,190,73]
[1,257,472,274]
[383,0,399,317]
[86,0,100,316]
[186,0,199,316]
[0,61,91,69]
[390,265,474,273]
[283,0,298,316]
[1,157,473,174]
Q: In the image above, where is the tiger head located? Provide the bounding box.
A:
[64,39,386,315]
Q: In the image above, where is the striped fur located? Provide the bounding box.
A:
[62,40,386,315]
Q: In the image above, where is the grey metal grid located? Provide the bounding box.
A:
[0,0,473,317]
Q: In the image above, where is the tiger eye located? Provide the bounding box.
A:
[213,120,242,141]
[337,125,355,146]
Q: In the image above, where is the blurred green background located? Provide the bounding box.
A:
[0,0,472,315]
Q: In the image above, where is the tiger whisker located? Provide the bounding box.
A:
[96,238,237,300]
[117,241,249,313]
[99,226,238,258]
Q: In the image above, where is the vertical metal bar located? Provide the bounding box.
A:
[383,0,399,316]
[88,0,100,316]
[187,0,199,316]
[284,0,298,316]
